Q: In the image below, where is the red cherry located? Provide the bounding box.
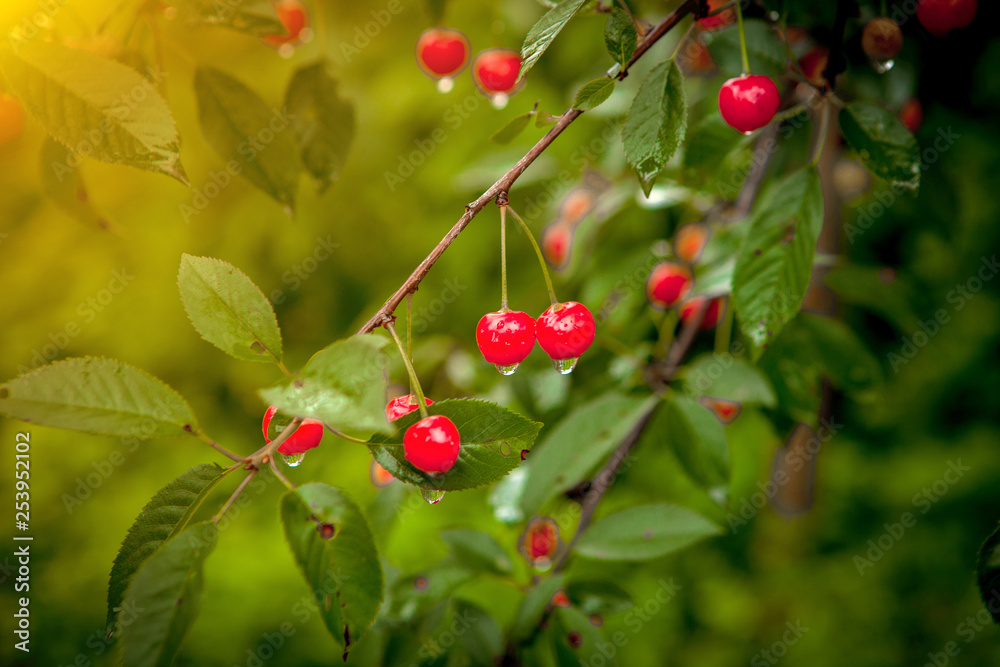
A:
[674,221,710,264]
[646,262,694,309]
[471,49,523,95]
[519,516,561,567]
[861,18,904,61]
[0,94,25,146]
[261,0,309,48]
[416,28,470,78]
[385,395,434,422]
[799,47,830,87]
[558,187,596,225]
[370,459,395,488]
[403,415,461,474]
[550,590,572,608]
[542,222,573,270]
[718,74,781,134]
[899,98,923,133]
[536,301,596,363]
[262,405,324,455]
[679,296,725,331]
[476,310,536,369]
[697,0,735,31]
[917,0,977,37]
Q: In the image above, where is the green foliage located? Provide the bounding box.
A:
[732,167,824,357]
[106,464,227,635]
[704,18,786,80]
[177,254,284,366]
[0,41,185,182]
[0,357,198,437]
[368,398,542,490]
[164,0,283,35]
[119,522,216,667]
[260,335,391,436]
[572,77,616,111]
[38,137,111,231]
[489,112,533,144]
[623,59,687,195]
[604,7,637,68]
[681,355,777,406]
[574,503,719,561]
[510,572,566,641]
[193,67,301,213]
[549,605,610,665]
[439,528,513,575]
[454,600,504,665]
[280,483,384,654]
[839,101,921,191]
[518,0,589,82]
[977,522,1000,625]
[656,394,729,493]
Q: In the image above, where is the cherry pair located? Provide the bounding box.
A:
[476,301,595,375]
[416,28,523,102]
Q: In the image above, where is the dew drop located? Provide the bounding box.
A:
[741,129,754,136]
[437,77,455,93]
[421,488,445,505]
[490,93,510,110]
[496,362,520,376]
[551,357,578,375]
[499,441,512,457]
[282,452,306,467]
[870,57,894,74]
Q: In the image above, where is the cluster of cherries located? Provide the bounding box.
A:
[416,28,524,106]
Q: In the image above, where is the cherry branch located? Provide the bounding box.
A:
[357,0,699,335]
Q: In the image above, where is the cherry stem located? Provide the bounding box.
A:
[384,320,430,420]
[406,293,414,391]
[322,422,370,444]
[670,20,697,60]
[194,430,244,463]
[505,204,558,306]
[212,469,257,525]
[735,0,751,75]
[268,456,297,491]
[500,205,510,311]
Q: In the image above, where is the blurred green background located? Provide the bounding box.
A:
[2,0,999,665]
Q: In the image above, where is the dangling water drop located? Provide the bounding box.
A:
[421,488,446,505]
[282,452,306,467]
[496,362,520,376]
[490,93,509,109]
[278,43,295,59]
[870,57,894,74]
[437,77,454,93]
[551,357,578,375]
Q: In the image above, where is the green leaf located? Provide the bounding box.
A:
[454,600,504,666]
[284,60,355,193]
[732,167,824,358]
[623,59,687,196]
[440,529,513,575]
[119,521,216,667]
[977,522,1000,625]
[575,504,719,561]
[194,67,300,213]
[280,483,384,653]
[0,42,185,182]
[510,573,566,641]
[177,254,283,365]
[572,78,616,111]
[39,137,115,232]
[703,18,786,80]
[367,399,542,491]
[489,112,533,145]
[390,561,474,621]
[106,464,227,636]
[550,605,611,666]
[518,0,589,82]
[681,355,777,406]
[514,392,657,517]
[565,580,634,616]
[164,0,283,36]
[839,101,920,191]
[424,0,447,23]
[0,357,198,437]
[656,394,729,491]
[260,335,391,436]
[605,7,637,67]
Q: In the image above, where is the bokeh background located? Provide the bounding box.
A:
[1,0,999,665]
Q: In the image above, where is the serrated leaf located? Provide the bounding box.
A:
[39,137,115,232]
[367,399,542,491]
[0,42,185,182]
[572,78,616,111]
[513,392,657,517]
[281,483,384,652]
[681,355,777,406]
[623,59,687,196]
[732,168,824,358]
[575,504,719,561]
[454,600,504,666]
[518,0,589,82]
[510,573,566,641]
[119,521,216,667]
[839,101,920,191]
[703,18,785,80]
[489,112,533,145]
[605,7,637,67]
[549,605,612,666]
[440,529,513,575]
[106,464,227,635]
[977,522,1000,625]
[655,395,729,491]
[165,0,283,35]
[177,254,283,365]
[260,335,391,436]
[285,60,355,193]
[0,357,198,437]
[194,67,300,213]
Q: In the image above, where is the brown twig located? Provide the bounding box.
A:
[357,0,699,335]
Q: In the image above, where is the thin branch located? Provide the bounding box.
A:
[357,0,699,335]
[212,469,257,524]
